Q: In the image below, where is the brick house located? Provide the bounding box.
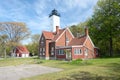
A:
[39,9,98,60]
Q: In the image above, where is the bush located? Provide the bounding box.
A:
[70,59,82,65]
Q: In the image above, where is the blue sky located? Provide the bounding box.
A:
[0,0,98,44]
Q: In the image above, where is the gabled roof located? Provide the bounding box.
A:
[42,29,65,41]
[16,46,29,54]
[52,29,65,41]
[68,36,87,46]
[42,31,54,39]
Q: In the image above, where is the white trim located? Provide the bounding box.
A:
[66,28,74,38]
[83,35,95,47]
[55,28,74,42]
[56,46,72,49]
[55,45,83,49]
[74,48,83,55]
[39,32,42,41]
[72,45,83,48]
[83,36,88,46]
[55,29,66,42]
[88,35,95,47]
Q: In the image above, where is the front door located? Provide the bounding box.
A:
[65,49,71,60]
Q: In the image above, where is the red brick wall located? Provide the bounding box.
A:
[56,29,74,46]
[56,33,66,46]
[56,54,66,59]
[39,34,46,57]
[72,47,84,59]
[84,37,95,58]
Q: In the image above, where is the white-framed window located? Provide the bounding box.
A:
[41,37,44,44]
[66,37,69,45]
[43,48,45,52]
[41,37,44,40]
[58,49,64,55]
[85,48,88,56]
[51,47,54,55]
[51,52,54,55]
[41,41,44,44]
[52,47,54,51]
[66,37,69,42]
[43,52,45,55]
[74,48,82,55]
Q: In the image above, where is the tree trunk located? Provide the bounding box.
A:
[109,37,113,57]
[4,48,6,58]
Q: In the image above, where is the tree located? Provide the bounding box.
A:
[26,34,40,56]
[87,0,120,56]
[0,35,8,58]
[0,22,30,55]
[69,22,86,37]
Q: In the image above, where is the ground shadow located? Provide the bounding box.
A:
[57,71,120,80]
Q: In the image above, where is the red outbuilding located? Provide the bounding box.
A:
[13,46,29,57]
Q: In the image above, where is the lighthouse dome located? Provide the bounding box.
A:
[49,9,60,17]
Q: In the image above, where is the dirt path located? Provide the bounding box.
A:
[0,64,62,80]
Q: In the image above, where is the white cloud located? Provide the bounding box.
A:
[33,0,47,15]
[0,0,98,44]
[27,15,50,33]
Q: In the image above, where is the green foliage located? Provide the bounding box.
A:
[26,34,40,56]
[69,23,85,37]
[0,22,30,57]
[87,0,120,56]
[70,59,82,65]
[70,0,120,57]
[35,60,43,64]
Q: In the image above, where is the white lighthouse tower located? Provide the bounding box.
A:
[49,9,60,32]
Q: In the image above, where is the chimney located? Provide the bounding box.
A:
[56,26,59,34]
[85,27,89,36]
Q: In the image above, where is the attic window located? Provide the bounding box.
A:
[66,37,69,45]
[41,37,44,44]
[66,37,69,42]
[41,37,44,40]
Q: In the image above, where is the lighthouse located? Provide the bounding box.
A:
[49,9,60,32]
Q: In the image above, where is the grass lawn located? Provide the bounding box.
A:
[0,57,35,67]
[0,57,120,80]
[22,58,120,80]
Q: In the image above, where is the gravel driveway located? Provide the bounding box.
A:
[0,64,62,80]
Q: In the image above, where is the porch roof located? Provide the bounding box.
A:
[55,45,83,49]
